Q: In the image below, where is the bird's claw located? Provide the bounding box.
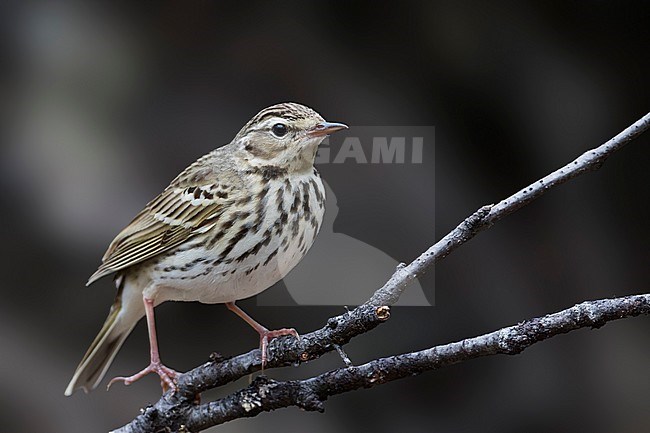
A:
[107,361,180,393]
[259,327,300,367]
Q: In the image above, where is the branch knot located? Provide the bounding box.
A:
[375,306,391,321]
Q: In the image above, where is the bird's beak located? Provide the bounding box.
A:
[308,121,348,137]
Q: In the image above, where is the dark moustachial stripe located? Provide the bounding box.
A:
[245,165,288,181]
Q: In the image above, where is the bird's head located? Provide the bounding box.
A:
[234,102,347,172]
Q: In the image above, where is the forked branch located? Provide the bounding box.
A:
[185,294,650,431]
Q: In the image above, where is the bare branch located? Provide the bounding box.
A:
[112,304,393,432]
[368,111,650,306]
[113,112,650,433]
[114,294,650,432]
[184,294,650,431]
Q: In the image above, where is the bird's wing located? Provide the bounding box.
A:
[87,179,237,285]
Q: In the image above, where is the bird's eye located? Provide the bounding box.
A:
[271,123,288,137]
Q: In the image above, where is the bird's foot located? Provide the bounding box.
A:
[107,361,180,393]
[224,302,300,367]
[259,327,300,367]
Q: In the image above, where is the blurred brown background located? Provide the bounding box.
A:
[1,1,649,432]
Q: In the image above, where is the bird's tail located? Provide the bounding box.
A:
[65,280,143,396]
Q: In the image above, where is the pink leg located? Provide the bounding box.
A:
[226,302,299,367]
[108,297,180,393]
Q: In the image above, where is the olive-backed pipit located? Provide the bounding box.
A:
[65,103,347,396]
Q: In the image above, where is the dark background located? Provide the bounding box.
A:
[1,1,649,432]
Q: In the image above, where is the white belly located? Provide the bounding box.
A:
[143,173,325,304]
